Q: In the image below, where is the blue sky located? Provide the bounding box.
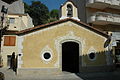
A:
[23,0,67,11]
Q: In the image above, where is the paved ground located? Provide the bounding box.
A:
[76,69,120,80]
[15,72,82,80]
[0,69,82,80]
[1,68,120,80]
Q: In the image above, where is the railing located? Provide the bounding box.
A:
[86,0,104,4]
[86,0,120,7]
[95,0,105,3]
[111,0,120,5]
[112,32,120,40]
[88,12,120,24]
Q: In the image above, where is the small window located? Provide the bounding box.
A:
[4,36,16,46]
[44,52,51,59]
[88,52,96,60]
[67,4,73,17]
[9,18,15,24]
[42,51,52,61]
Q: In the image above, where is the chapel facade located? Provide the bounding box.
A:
[0,0,115,75]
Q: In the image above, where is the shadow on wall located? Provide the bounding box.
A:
[75,50,120,80]
[62,46,114,73]
[79,50,115,73]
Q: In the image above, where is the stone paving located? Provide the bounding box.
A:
[1,68,120,80]
[15,74,81,80]
[0,68,82,80]
[76,69,120,80]
[14,72,82,80]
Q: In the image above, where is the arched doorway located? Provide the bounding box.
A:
[62,41,79,73]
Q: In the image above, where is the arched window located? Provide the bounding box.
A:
[67,4,73,17]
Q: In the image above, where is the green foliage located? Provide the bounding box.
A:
[24,1,59,26]
[50,9,59,19]
[24,2,30,13]
[24,1,49,26]
[47,9,59,23]
[47,17,58,23]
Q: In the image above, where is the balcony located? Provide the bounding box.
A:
[87,12,120,25]
[112,32,120,40]
[86,0,120,9]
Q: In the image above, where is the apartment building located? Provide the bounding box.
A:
[64,0,120,65]
[86,0,120,31]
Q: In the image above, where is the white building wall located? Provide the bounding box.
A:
[0,0,24,14]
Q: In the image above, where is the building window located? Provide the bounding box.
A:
[4,36,16,46]
[42,51,52,61]
[67,4,73,17]
[9,18,15,24]
[88,52,96,60]
[44,52,51,59]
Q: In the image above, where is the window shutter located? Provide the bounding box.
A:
[4,36,16,46]
[10,36,16,46]
[4,36,10,46]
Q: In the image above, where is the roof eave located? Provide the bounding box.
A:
[16,18,109,38]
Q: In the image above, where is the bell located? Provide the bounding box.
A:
[68,10,72,15]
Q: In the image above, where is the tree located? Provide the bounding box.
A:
[50,9,59,20]
[24,1,49,26]
[24,2,30,13]
[46,9,59,23]
[24,1,59,26]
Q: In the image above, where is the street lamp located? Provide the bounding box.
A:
[0,5,8,67]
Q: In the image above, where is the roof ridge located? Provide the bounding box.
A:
[13,18,109,38]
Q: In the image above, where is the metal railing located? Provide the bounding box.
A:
[86,0,120,6]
